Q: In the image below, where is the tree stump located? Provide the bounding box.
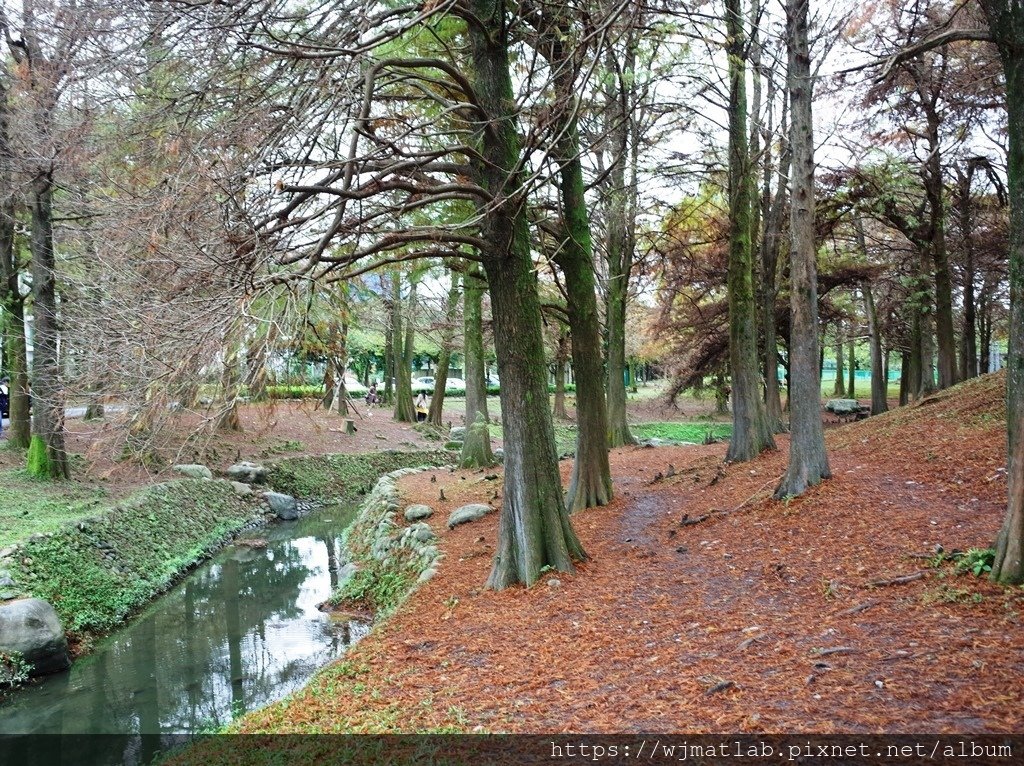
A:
[344,419,356,435]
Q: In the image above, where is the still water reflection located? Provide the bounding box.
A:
[0,504,368,764]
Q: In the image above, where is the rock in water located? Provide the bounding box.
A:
[263,491,299,520]
[404,504,434,522]
[0,598,70,676]
[225,462,268,484]
[172,464,213,480]
[447,503,494,529]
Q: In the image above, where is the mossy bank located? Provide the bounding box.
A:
[0,449,455,644]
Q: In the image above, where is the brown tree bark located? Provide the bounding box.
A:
[775,0,830,498]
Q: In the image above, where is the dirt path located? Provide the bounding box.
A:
[236,375,1022,734]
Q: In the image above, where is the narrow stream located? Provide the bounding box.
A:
[0,502,368,764]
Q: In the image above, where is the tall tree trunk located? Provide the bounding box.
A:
[391,273,416,423]
[215,328,243,432]
[924,108,958,390]
[0,67,28,448]
[833,331,845,397]
[549,58,611,510]
[863,282,888,415]
[460,262,493,468]
[775,0,830,498]
[468,0,586,588]
[760,123,789,433]
[552,329,569,420]
[982,0,1024,583]
[602,38,637,449]
[957,164,979,380]
[428,273,460,426]
[899,350,910,406]
[848,335,856,400]
[26,173,69,479]
[725,0,776,462]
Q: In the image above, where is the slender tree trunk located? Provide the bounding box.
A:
[958,165,979,380]
[848,336,856,400]
[551,80,611,510]
[26,173,69,479]
[468,0,585,588]
[833,331,845,397]
[725,0,776,462]
[863,282,888,415]
[552,329,569,420]
[322,364,335,410]
[982,0,1024,583]
[428,273,460,426]
[899,350,910,407]
[760,126,789,433]
[391,273,416,422]
[602,40,637,449]
[924,109,958,390]
[775,0,829,498]
[215,329,243,432]
[461,262,493,468]
[0,55,28,448]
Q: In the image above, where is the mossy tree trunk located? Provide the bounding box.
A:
[725,0,776,463]
[848,336,856,400]
[468,0,586,588]
[0,67,29,449]
[461,262,492,467]
[775,0,829,499]
[759,126,789,434]
[27,172,69,479]
[544,24,611,510]
[982,0,1024,584]
[552,329,569,420]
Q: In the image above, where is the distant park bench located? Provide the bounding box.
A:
[824,398,871,422]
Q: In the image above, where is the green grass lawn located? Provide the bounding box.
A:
[0,463,110,549]
[631,421,733,443]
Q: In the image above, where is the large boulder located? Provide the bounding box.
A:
[172,464,213,480]
[225,462,268,484]
[448,426,466,443]
[825,399,861,415]
[0,598,70,676]
[404,504,434,522]
[263,491,299,520]
[447,503,494,529]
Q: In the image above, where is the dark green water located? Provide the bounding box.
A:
[0,504,368,764]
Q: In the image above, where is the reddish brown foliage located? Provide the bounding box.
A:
[238,372,1022,733]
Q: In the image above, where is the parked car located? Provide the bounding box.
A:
[412,376,435,393]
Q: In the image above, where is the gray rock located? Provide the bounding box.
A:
[0,570,14,588]
[0,589,20,601]
[263,491,299,520]
[447,503,494,529]
[0,598,70,676]
[417,567,438,584]
[825,398,862,415]
[448,426,466,442]
[546,578,562,588]
[225,461,268,484]
[404,504,434,521]
[408,523,437,543]
[493,448,504,461]
[172,464,213,480]
[229,481,253,496]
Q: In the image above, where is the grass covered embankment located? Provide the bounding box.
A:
[1,448,456,643]
[3,479,264,636]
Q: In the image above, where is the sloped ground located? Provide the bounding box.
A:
[236,372,1021,733]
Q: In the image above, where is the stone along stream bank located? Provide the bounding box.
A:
[0,450,453,766]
